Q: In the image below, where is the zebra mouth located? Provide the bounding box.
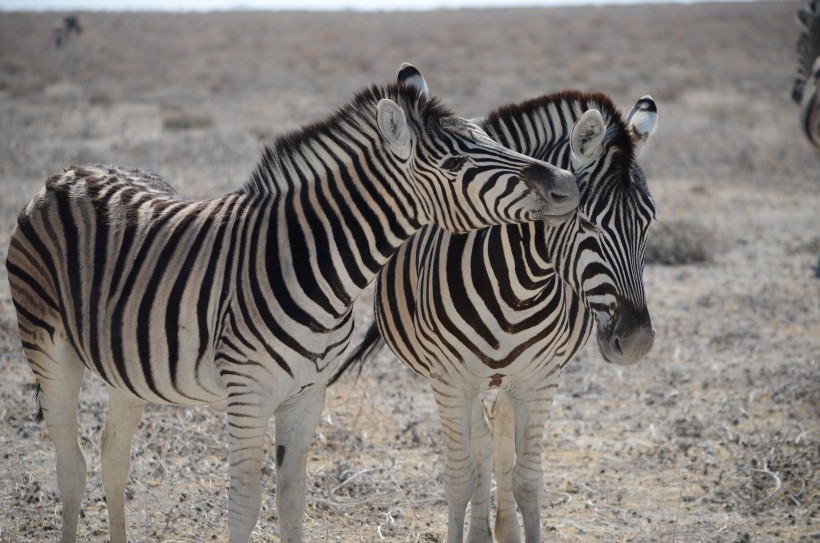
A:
[539,210,576,226]
[595,307,654,366]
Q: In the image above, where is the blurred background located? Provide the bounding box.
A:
[0,1,817,542]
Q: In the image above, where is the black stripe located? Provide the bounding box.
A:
[6,260,59,313]
[166,205,213,394]
[12,299,56,339]
[87,182,117,381]
[236,201,294,376]
[53,190,85,349]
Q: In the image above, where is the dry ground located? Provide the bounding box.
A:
[0,2,818,542]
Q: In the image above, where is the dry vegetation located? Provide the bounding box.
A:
[0,2,818,542]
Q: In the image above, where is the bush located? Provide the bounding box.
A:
[645,220,714,265]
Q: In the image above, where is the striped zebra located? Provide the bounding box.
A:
[793,0,820,149]
[335,65,657,543]
[5,81,581,543]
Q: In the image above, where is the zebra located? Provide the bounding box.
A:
[5,80,582,543]
[334,65,658,543]
[793,0,820,149]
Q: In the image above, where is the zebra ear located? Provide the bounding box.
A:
[397,62,429,95]
[377,98,412,160]
[626,95,657,158]
[570,109,606,167]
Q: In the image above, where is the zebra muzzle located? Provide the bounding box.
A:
[598,303,655,366]
[521,163,580,223]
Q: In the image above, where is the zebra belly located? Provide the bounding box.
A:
[424,326,570,382]
[72,328,230,406]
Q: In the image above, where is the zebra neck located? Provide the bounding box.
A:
[502,218,591,302]
[239,141,424,311]
[494,222,559,296]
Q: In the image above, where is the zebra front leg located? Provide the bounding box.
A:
[274,385,325,543]
[28,337,87,543]
[431,380,476,543]
[493,390,521,543]
[466,396,493,543]
[100,384,145,543]
[510,377,557,543]
[226,393,274,543]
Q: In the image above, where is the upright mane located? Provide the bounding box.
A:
[483,89,635,165]
[243,83,453,195]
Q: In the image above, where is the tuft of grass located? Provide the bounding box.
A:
[645,220,714,265]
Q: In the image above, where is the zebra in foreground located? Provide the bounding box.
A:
[793,0,820,149]
[334,65,657,543]
[6,80,581,543]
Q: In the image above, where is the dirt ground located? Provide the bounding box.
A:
[0,2,818,542]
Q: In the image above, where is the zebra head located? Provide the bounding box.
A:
[565,95,658,366]
[384,63,579,233]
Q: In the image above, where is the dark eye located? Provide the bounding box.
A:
[578,213,600,234]
[441,155,467,172]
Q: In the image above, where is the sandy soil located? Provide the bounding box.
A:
[0,2,818,542]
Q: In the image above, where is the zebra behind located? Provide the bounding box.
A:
[6,80,581,543]
[337,65,657,543]
[793,0,820,149]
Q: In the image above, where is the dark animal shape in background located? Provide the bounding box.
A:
[53,15,83,49]
[793,0,820,149]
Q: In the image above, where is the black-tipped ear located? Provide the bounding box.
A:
[626,95,657,125]
[397,62,429,95]
[626,95,658,158]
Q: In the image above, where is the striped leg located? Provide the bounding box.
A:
[27,334,87,543]
[466,396,493,543]
[226,393,274,543]
[274,385,325,543]
[101,385,145,543]
[431,379,476,543]
[510,377,558,543]
[493,390,521,543]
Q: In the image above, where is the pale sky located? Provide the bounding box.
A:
[0,0,765,11]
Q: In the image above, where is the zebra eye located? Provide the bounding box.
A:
[578,215,600,234]
[441,155,467,172]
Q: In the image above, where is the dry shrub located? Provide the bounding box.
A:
[162,112,213,131]
[645,220,714,265]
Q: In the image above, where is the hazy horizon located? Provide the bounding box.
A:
[0,0,771,11]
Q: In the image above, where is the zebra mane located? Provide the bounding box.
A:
[483,89,636,165]
[244,84,453,195]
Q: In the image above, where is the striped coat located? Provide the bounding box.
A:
[7,81,579,543]
[336,66,658,543]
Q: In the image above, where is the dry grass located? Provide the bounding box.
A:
[0,2,818,542]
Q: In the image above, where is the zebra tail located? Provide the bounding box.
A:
[34,382,44,423]
[327,323,385,386]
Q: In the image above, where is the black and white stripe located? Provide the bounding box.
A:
[336,67,658,543]
[793,0,820,150]
[6,81,580,543]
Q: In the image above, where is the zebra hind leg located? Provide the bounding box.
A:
[492,390,521,543]
[100,384,145,543]
[466,395,493,543]
[273,385,326,543]
[25,333,88,543]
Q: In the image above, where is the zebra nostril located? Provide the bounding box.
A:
[613,336,623,355]
[549,191,570,204]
